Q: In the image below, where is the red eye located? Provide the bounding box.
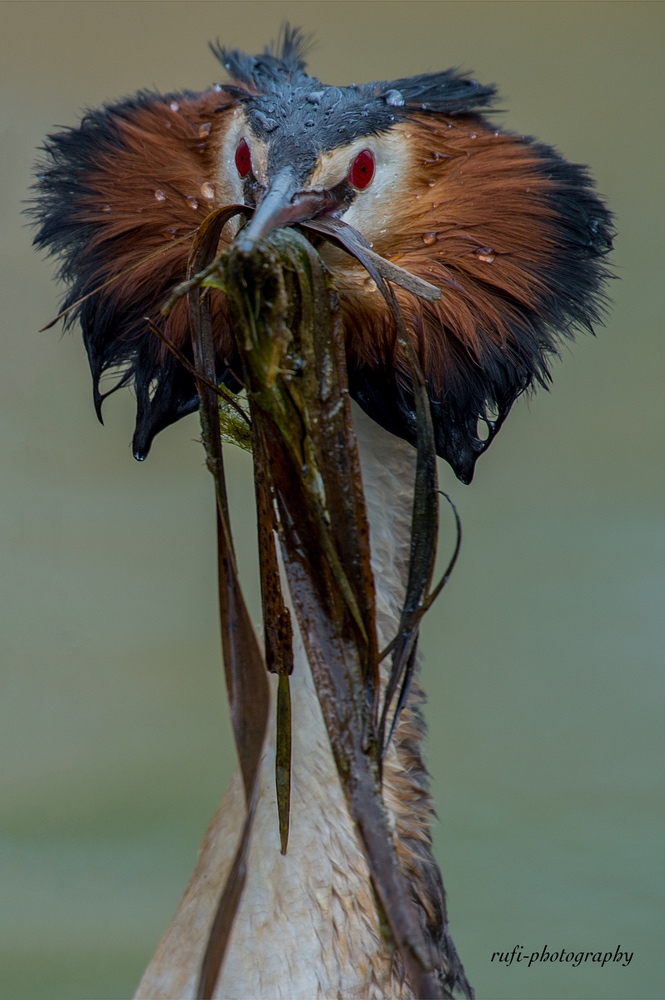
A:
[235,138,252,178]
[349,149,375,190]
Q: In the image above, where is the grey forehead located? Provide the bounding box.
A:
[215,34,497,178]
[243,84,400,177]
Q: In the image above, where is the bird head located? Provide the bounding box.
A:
[33,26,612,482]
[210,36,488,252]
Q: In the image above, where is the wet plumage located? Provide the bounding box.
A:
[32,27,612,482]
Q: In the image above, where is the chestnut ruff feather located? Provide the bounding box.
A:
[31,31,612,480]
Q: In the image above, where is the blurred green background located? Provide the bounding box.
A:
[1,2,663,998]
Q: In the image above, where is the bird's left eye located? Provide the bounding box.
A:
[349,149,375,190]
[235,138,252,178]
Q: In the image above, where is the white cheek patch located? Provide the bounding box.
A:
[307,130,413,245]
[216,108,245,208]
[216,109,268,231]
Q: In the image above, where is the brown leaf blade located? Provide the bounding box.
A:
[275,673,292,856]
[182,208,271,1000]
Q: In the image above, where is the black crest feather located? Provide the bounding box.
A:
[210,23,312,91]
[378,69,496,114]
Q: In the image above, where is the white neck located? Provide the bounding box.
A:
[135,404,435,1000]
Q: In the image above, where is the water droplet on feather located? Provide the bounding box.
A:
[169,101,180,112]
[186,196,198,210]
[200,182,214,201]
[475,247,495,263]
[154,189,166,202]
[255,111,278,132]
[198,122,212,137]
[422,232,438,246]
[384,89,404,107]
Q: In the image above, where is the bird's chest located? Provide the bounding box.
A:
[215,653,404,1000]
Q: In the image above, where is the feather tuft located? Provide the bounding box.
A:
[340,117,614,482]
[31,88,240,459]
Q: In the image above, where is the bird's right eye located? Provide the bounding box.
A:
[235,138,252,178]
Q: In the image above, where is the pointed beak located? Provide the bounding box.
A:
[234,167,335,253]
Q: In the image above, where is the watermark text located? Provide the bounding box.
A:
[491,945,633,969]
